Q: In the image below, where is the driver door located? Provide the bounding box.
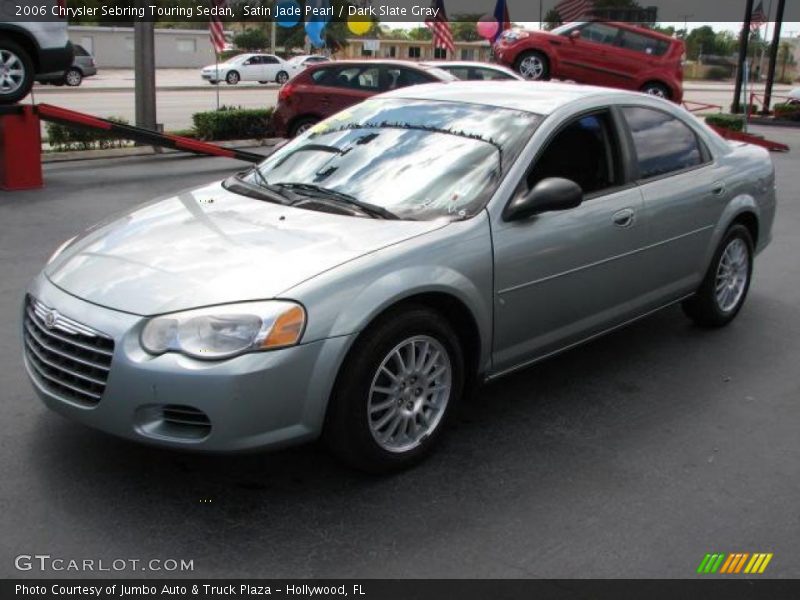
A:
[240,56,265,81]
[490,109,650,374]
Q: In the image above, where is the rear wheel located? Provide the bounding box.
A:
[64,68,83,87]
[641,82,671,99]
[0,40,34,104]
[276,70,289,85]
[515,51,549,80]
[324,306,465,473]
[289,116,318,137]
[682,224,754,327]
[225,70,240,85]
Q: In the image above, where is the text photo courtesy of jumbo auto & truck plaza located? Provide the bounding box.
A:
[2,0,800,598]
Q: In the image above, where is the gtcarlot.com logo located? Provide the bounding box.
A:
[697,552,773,574]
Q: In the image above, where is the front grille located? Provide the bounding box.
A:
[23,296,114,407]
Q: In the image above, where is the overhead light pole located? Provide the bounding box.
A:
[762,0,787,114]
[732,0,756,114]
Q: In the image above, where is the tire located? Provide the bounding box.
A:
[323,306,465,473]
[514,51,549,81]
[64,68,83,87]
[0,39,34,104]
[276,70,289,85]
[258,80,268,84]
[225,70,240,85]
[289,116,318,137]
[209,80,219,85]
[682,224,754,328]
[641,82,671,99]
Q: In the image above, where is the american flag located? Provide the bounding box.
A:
[209,0,227,55]
[554,0,594,23]
[425,0,455,54]
[750,0,767,32]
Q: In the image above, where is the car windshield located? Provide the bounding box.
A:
[245,99,540,221]
[551,22,586,35]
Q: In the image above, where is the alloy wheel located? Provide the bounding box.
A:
[65,69,82,86]
[715,238,750,312]
[0,49,25,95]
[519,55,545,80]
[367,335,452,453]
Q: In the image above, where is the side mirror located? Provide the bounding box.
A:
[504,178,583,222]
[569,30,582,40]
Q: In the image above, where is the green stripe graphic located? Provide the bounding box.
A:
[710,554,727,573]
[697,554,713,573]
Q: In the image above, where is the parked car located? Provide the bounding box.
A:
[422,61,523,81]
[288,54,331,70]
[788,87,800,104]
[271,60,457,137]
[37,44,97,87]
[200,53,293,85]
[0,14,74,104]
[494,21,684,101]
[24,82,775,472]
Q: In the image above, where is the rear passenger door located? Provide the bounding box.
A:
[620,106,720,299]
[325,65,382,113]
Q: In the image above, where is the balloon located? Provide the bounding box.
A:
[476,15,499,40]
[275,0,300,28]
[347,16,372,36]
[305,21,326,48]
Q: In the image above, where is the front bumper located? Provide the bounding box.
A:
[23,276,353,453]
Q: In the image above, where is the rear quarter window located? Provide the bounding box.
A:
[619,31,670,56]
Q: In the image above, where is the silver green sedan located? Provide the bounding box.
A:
[23,82,776,472]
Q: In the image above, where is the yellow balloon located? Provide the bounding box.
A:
[347,16,372,36]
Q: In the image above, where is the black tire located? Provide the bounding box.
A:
[209,80,219,85]
[514,50,549,81]
[0,39,35,104]
[225,70,240,85]
[64,68,83,87]
[289,116,318,137]
[641,81,671,99]
[276,70,289,85]
[682,224,754,328]
[323,306,465,473]
[258,80,268,84]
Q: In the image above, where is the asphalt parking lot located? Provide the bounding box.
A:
[1,128,799,579]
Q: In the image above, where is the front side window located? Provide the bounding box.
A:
[244,99,541,220]
[527,111,621,196]
[385,68,431,89]
[621,107,704,180]
[580,23,620,45]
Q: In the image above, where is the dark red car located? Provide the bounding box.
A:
[271,60,458,138]
[494,21,684,102]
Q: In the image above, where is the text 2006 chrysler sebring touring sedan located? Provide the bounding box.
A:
[24,82,776,472]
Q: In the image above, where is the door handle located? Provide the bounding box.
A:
[613,208,635,228]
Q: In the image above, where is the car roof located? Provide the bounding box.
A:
[307,59,439,70]
[378,80,653,115]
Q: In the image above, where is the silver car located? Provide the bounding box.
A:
[23,82,776,472]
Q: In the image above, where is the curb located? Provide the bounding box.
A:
[747,118,800,129]
[42,138,283,163]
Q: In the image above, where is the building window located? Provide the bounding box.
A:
[389,46,396,58]
[434,47,447,59]
[361,47,372,57]
[177,39,196,53]
[408,46,421,59]
[460,48,474,60]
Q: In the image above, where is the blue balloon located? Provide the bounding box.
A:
[305,20,326,48]
[275,0,300,28]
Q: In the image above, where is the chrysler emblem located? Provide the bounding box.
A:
[43,310,58,328]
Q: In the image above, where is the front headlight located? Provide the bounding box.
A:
[141,301,306,360]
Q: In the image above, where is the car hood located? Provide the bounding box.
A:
[45,181,447,316]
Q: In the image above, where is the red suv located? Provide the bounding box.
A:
[494,21,684,102]
[272,60,457,138]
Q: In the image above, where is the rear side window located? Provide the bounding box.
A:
[622,107,704,180]
[619,31,669,56]
[74,45,89,56]
[310,68,332,83]
[330,67,380,91]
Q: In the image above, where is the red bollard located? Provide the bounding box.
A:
[0,105,43,191]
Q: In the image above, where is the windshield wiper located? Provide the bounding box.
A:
[222,172,293,205]
[275,183,400,220]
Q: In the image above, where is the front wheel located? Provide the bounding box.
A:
[0,40,34,104]
[64,68,83,87]
[225,70,240,85]
[515,51,549,80]
[682,224,754,327]
[324,306,465,473]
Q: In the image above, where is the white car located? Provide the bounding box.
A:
[421,61,523,81]
[201,53,293,85]
[788,87,800,104]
